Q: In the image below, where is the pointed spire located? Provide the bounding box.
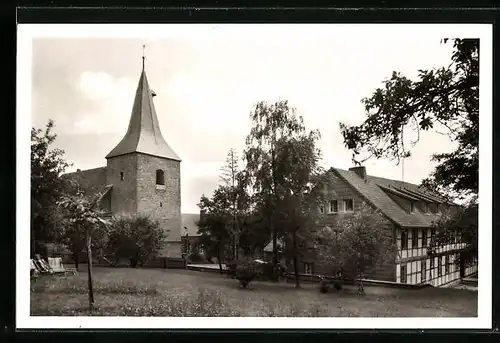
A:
[105,51,181,161]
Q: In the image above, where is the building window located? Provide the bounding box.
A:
[422,229,427,247]
[423,203,429,213]
[421,260,426,283]
[411,228,418,248]
[343,199,354,212]
[120,172,124,181]
[430,203,436,213]
[400,265,407,283]
[445,255,449,274]
[304,263,313,275]
[401,229,408,249]
[156,169,165,185]
[160,202,163,207]
[409,202,415,213]
[438,257,442,277]
[329,200,338,213]
[319,204,325,214]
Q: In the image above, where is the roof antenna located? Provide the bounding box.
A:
[142,44,146,70]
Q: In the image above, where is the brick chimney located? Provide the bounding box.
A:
[349,166,366,179]
[77,168,81,172]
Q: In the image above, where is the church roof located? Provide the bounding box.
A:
[105,64,181,161]
[181,213,201,237]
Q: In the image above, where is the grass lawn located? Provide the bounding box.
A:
[31,266,477,317]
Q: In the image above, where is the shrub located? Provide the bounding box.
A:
[235,260,258,288]
[334,280,343,291]
[319,278,330,293]
[226,261,238,278]
[106,214,166,267]
[188,252,205,263]
[318,277,343,293]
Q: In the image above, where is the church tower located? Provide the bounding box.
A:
[105,54,181,256]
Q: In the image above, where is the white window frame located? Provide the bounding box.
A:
[409,202,415,213]
[329,200,338,213]
[423,202,429,213]
[343,198,354,212]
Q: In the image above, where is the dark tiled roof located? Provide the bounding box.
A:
[105,69,181,161]
[181,213,200,237]
[62,167,108,199]
[331,167,451,228]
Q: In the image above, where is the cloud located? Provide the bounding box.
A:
[73,71,136,134]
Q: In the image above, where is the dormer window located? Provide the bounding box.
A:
[422,202,429,213]
[409,202,415,213]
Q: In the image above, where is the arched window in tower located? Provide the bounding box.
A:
[156,169,165,186]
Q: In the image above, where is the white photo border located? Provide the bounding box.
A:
[17,23,492,329]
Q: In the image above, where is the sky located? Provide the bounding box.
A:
[30,25,460,214]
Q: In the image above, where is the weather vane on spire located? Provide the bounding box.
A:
[142,44,146,69]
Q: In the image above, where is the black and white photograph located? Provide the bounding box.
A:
[17,23,491,329]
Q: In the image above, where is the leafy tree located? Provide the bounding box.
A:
[339,39,478,201]
[106,214,167,268]
[429,199,478,267]
[197,186,233,273]
[244,100,308,265]
[317,203,396,294]
[220,148,245,260]
[57,192,111,308]
[238,212,270,258]
[57,202,109,271]
[31,119,71,256]
[274,133,327,288]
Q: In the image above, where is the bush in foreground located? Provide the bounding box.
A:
[234,260,258,288]
[318,276,343,294]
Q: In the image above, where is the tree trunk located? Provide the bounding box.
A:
[86,233,95,309]
[292,229,300,288]
[358,275,364,295]
[73,250,80,271]
[217,243,223,274]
